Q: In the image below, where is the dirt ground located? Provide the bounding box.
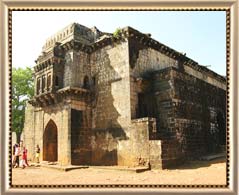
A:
[12,158,226,185]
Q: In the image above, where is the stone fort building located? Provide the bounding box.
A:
[24,23,226,168]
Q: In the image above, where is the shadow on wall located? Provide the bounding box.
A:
[90,45,129,166]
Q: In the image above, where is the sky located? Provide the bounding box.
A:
[12,11,226,76]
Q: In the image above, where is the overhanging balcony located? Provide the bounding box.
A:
[29,87,91,107]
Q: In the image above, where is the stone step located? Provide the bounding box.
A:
[37,162,150,173]
[90,166,150,173]
[39,163,89,172]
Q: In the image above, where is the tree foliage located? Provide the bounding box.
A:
[12,67,34,141]
[113,28,122,39]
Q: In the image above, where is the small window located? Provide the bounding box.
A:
[47,74,51,89]
[36,78,41,95]
[42,75,46,92]
[137,93,148,118]
[83,76,90,89]
[92,76,96,86]
[55,76,59,87]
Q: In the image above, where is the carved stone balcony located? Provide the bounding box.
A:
[29,87,91,107]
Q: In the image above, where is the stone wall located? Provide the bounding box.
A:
[151,67,226,167]
[71,108,92,165]
[23,102,71,165]
[70,50,90,88]
[42,23,101,52]
[184,65,226,90]
[23,103,38,162]
[129,44,178,120]
[130,47,178,78]
[62,49,91,89]
[117,118,151,166]
[153,68,175,138]
[117,117,162,168]
[89,41,131,165]
[63,51,74,87]
[91,130,118,165]
[128,65,226,168]
[171,68,226,157]
[130,76,138,119]
[151,68,185,168]
[126,40,226,168]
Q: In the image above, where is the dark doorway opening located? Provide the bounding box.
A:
[71,109,92,165]
[43,120,58,162]
[137,93,148,118]
[136,93,157,118]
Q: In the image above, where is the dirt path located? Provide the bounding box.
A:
[12,159,226,185]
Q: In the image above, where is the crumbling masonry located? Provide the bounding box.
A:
[23,23,226,168]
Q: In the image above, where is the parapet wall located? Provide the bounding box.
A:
[129,117,162,168]
[184,65,226,90]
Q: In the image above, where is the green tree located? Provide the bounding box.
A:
[12,67,34,142]
[113,28,122,39]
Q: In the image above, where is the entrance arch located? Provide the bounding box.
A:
[43,120,58,162]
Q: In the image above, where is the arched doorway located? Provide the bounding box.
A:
[43,120,58,162]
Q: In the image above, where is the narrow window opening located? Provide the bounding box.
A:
[47,74,51,90]
[137,93,148,118]
[36,78,41,95]
[55,76,59,87]
[83,76,90,89]
[92,76,96,86]
[42,75,46,93]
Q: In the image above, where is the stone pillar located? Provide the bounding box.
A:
[42,75,47,93]
[48,71,53,92]
[34,76,37,95]
[39,77,42,95]
[58,105,71,165]
[66,106,72,165]
[23,103,37,162]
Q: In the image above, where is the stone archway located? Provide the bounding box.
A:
[43,120,58,162]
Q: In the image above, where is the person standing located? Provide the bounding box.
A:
[14,144,21,168]
[20,147,28,169]
[12,143,17,168]
[25,147,30,166]
[23,146,30,167]
[35,145,40,163]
